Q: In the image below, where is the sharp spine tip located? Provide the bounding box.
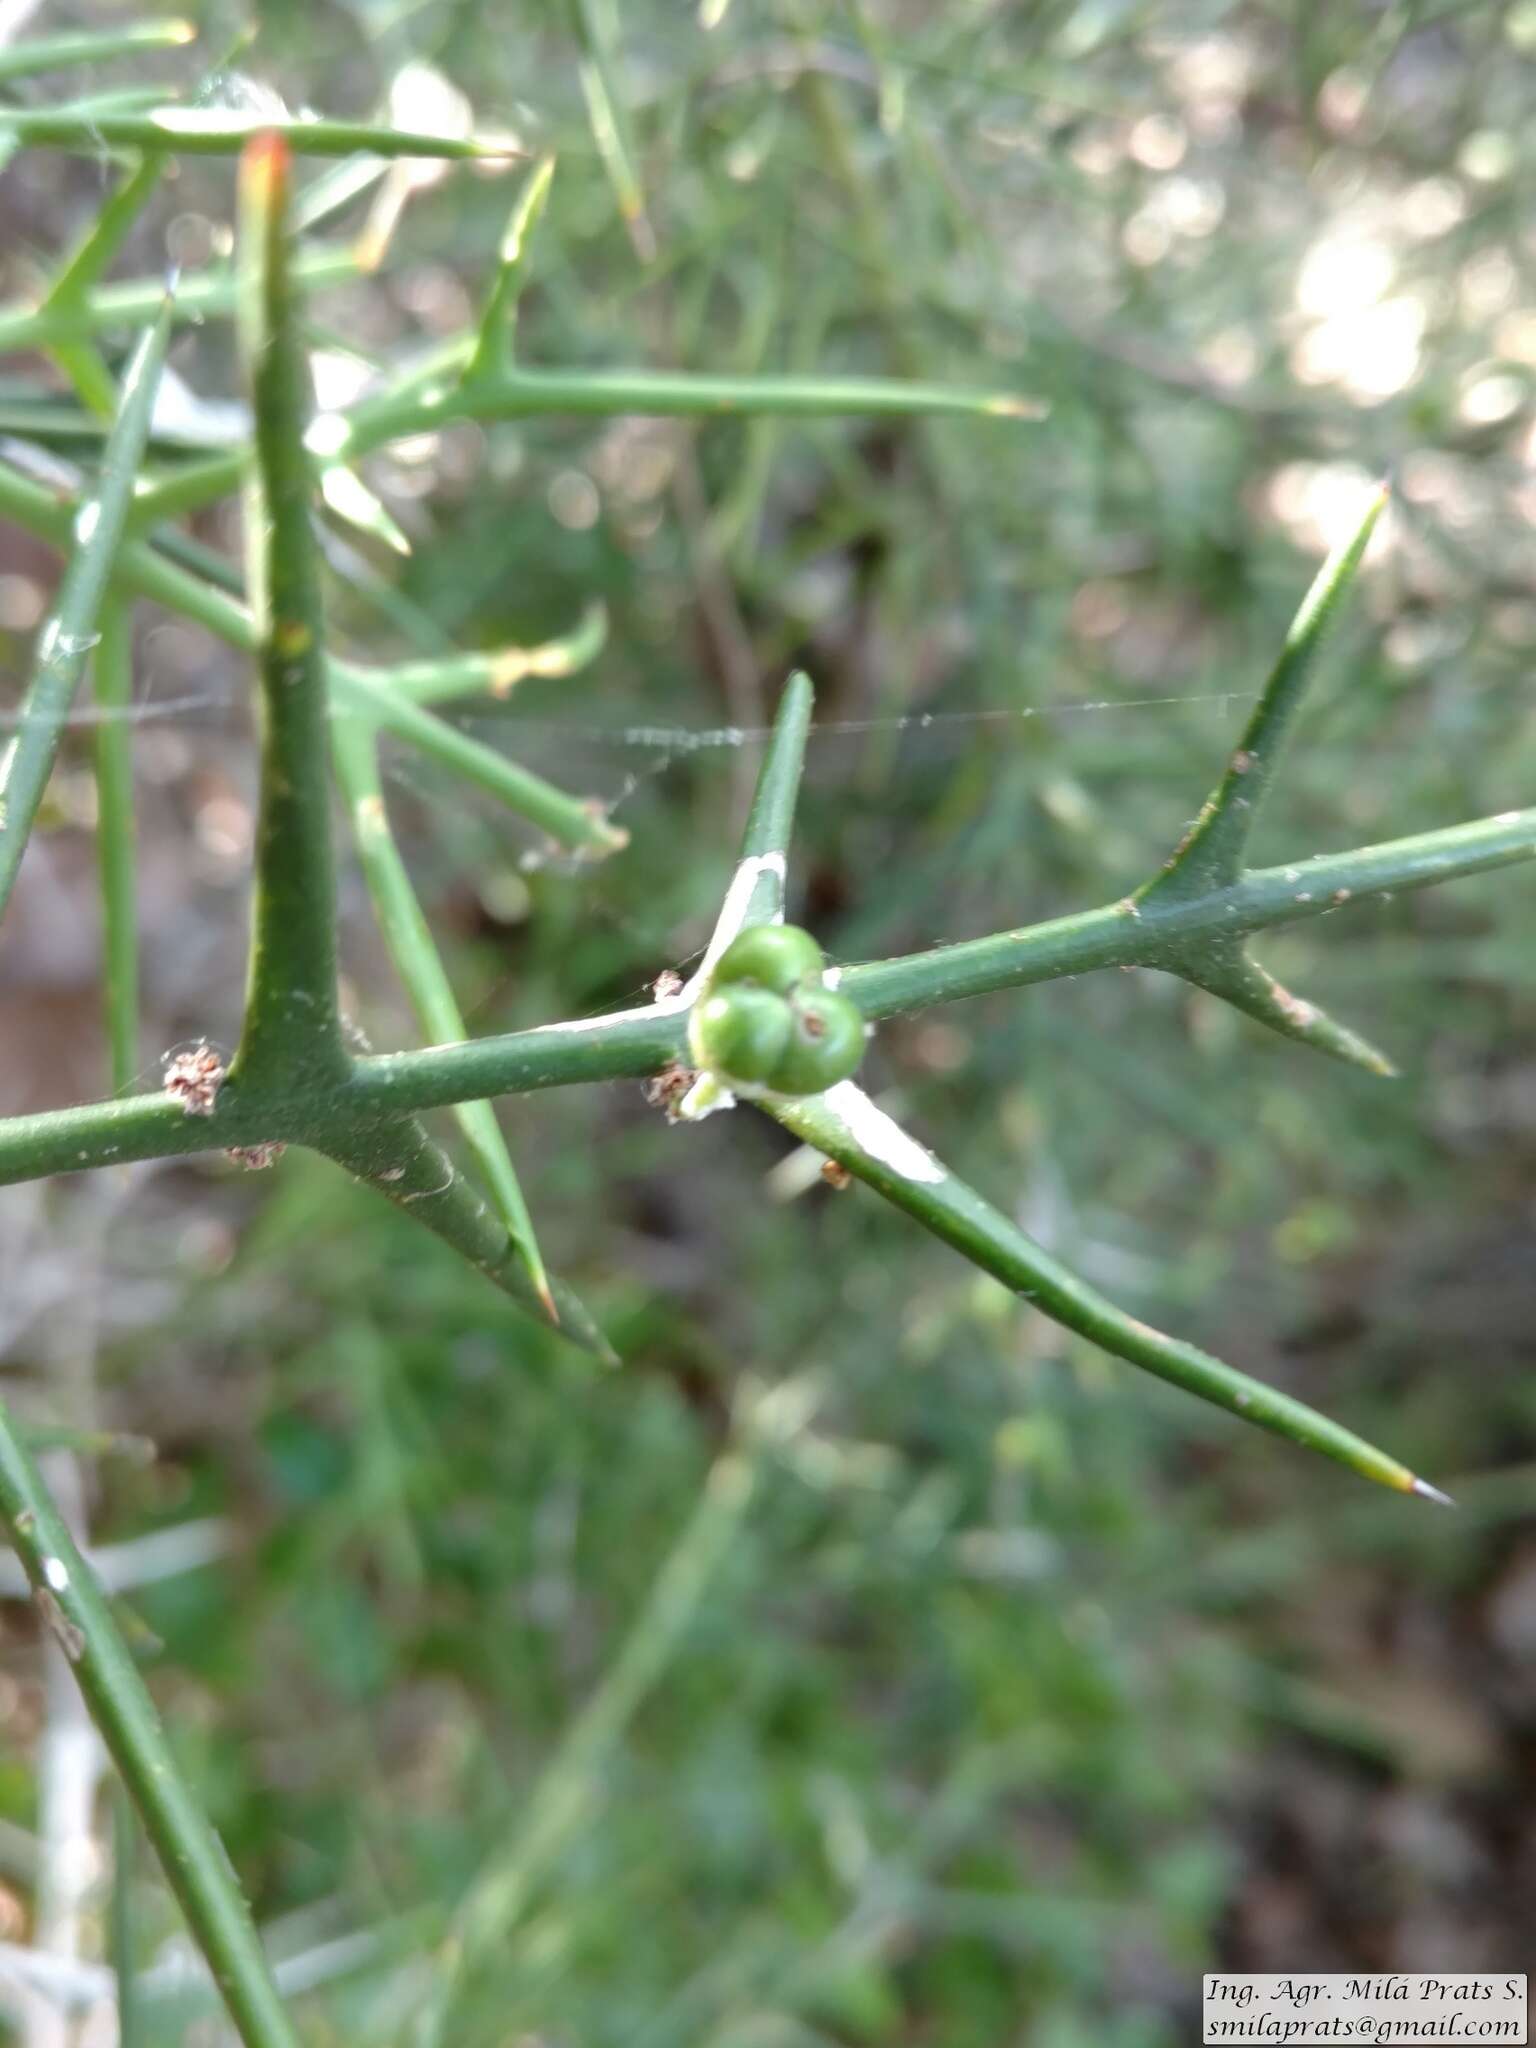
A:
[1411,1476,1456,1508]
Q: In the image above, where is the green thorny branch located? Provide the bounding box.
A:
[0,146,1532,1485]
[7,383,1533,1488]
[0,61,1525,2048]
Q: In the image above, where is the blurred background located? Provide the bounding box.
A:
[1,0,1534,2041]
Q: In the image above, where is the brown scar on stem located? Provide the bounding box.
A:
[36,1588,85,1663]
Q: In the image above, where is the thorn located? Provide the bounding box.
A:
[1411,1476,1456,1509]
[1141,481,1389,904]
[983,392,1049,420]
[536,1274,559,1325]
[471,132,527,162]
[1176,947,1397,1078]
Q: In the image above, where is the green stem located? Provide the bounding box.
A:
[333,711,555,1314]
[737,669,813,903]
[0,300,171,924]
[336,665,627,858]
[0,106,514,158]
[0,1080,319,1186]
[0,1009,678,1188]
[233,134,347,1086]
[0,19,194,81]
[467,154,555,380]
[134,365,1044,523]
[348,1006,687,1118]
[112,1788,142,2048]
[763,1084,1440,1500]
[682,667,815,973]
[0,455,252,640]
[0,244,362,354]
[571,0,656,263]
[91,601,141,1094]
[0,1404,301,2048]
[0,805,1527,1190]
[0,795,1530,1192]
[41,155,166,418]
[838,808,1536,1019]
[331,357,1042,433]
[375,600,607,705]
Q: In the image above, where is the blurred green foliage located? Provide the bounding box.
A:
[3,0,1536,2040]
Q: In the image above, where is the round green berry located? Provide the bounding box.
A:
[768,987,867,1095]
[688,984,792,1086]
[712,921,824,994]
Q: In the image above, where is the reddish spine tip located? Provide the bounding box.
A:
[241,129,291,202]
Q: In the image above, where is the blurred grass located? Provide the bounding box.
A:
[3,0,1536,2040]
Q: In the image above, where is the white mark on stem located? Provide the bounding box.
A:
[36,619,77,665]
[821,1082,945,1185]
[543,855,789,1038]
[675,1072,736,1121]
[541,999,679,1035]
[686,853,788,996]
[37,1588,84,1662]
[43,1557,70,1592]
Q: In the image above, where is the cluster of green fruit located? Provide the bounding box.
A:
[687,924,866,1096]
